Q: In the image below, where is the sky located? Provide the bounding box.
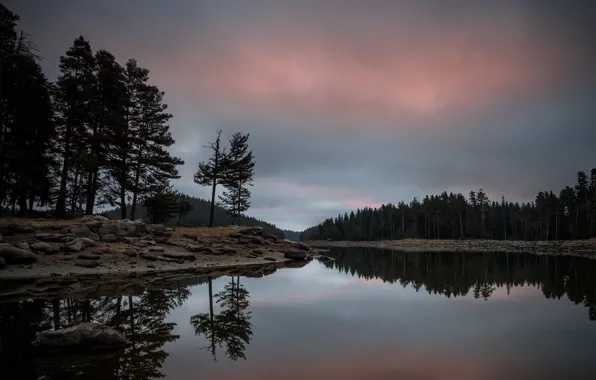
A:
[8,0,596,231]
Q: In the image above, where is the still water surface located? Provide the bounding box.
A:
[2,248,596,379]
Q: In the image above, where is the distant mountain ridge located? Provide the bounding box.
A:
[102,195,300,239]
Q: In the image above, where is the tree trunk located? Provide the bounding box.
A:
[120,187,126,219]
[18,193,28,213]
[209,176,217,227]
[130,161,142,220]
[56,151,70,214]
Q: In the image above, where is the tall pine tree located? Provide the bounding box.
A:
[218,132,255,223]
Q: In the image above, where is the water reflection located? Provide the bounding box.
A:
[0,279,201,380]
[322,248,596,321]
[1,249,596,379]
[190,276,253,362]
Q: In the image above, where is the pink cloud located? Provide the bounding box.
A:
[151,17,561,128]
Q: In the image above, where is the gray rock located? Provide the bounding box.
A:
[123,237,137,244]
[101,233,117,242]
[74,260,100,268]
[238,227,263,236]
[0,246,39,264]
[31,242,51,252]
[15,241,31,251]
[61,239,84,252]
[98,225,118,235]
[71,226,93,238]
[31,322,128,354]
[78,237,96,247]
[45,246,61,254]
[253,249,266,255]
[0,256,5,268]
[263,256,277,261]
[219,246,237,254]
[185,244,205,252]
[81,219,103,229]
[0,233,3,242]
[148,224,167,235]
[80,215,109,224]
[293,242,311,251]
[283,249,310,260]
[0,221,35,233]
[36,233,68,242]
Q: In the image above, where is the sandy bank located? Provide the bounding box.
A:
[305,238,596,258]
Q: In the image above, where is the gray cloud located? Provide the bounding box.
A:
[10,0,596,230]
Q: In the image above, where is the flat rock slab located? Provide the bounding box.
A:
[32,322,129,354]
[0,246,39,264]
[263,256,277,261]
[162,251,196,261]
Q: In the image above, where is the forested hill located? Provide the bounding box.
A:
[281,230,301,242]
[103,196,287,237]
[301,168,596,242]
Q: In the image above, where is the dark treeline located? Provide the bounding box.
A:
[302,169,596,241]
[103,194,286,238]
[0,4,183,218]
[322,248,596,321]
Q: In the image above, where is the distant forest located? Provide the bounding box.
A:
[102,194,293,239]
[301,169,596,242]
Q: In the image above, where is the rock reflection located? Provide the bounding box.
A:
[322,248,596,320]
[190,276,253,362]
[0,280,195,380]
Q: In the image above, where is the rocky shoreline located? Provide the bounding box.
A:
[305,238,596,258]
[0,216,324,292]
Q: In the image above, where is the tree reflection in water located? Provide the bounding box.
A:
[322,248,596,320]
[190,276,253,362]
[0,281,192,380]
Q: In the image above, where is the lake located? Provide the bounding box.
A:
[2,248,596,379]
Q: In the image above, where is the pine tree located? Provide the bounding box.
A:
[0,4,55,212]
[144,185,180,224]
[127,61,183,220]
[218,132,255,223]
[54,36,96,215]
[194,130,228,227]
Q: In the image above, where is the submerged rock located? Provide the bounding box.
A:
[31,322,129,354]
[0,246,38,264]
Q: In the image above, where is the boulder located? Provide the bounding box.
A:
[123,237,137,244]
[31,242,51,252]
[81,219,103,229]
[31,322,128,354]
[185,244,205,252]
[98,225,118,235]
[78,237,96,247]
[61,239,84,253]
[162,251,196,261]
[0,256,5,267]
[283,249,310,260]
[74,260,100,268]
[70,226,99,241]
[263,256,277,262]
[0,246,38,264]
[15,241,31,251]
[0,233,3,242]
[45,246,61,255]
[0,221,35,234]
[101,234,117,243]
[147,224,167,235]
[293,242,311,251]
[238,227,263,236]
[182,233,198,241]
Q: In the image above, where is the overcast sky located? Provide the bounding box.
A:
[8,0,596,231]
